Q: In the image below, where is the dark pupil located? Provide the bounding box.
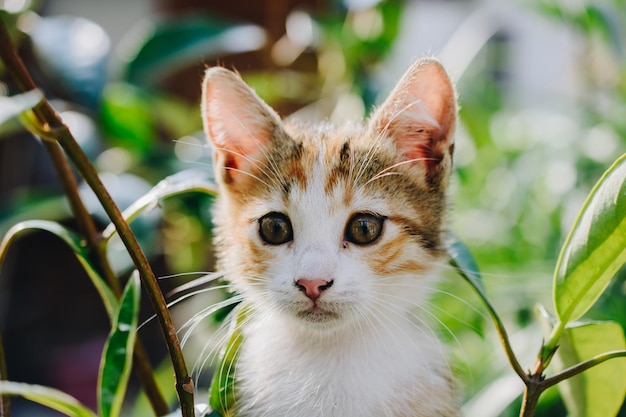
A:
[347,214,383,244]
[259,213,293,245]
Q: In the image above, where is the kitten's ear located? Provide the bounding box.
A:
[369,58,457,187]
[201,67,281,186]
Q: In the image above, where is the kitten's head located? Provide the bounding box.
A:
[201,59,456,332]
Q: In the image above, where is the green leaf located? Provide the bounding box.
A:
[552,321,626,417]
[100,82,156,153]
[100,83,201,154]
[553,153,626,323]
[102,169,217,243]
[209,303,249,417]
[0,89,42,126]
[0,381,98,417]
[0,220,118,317]
[98,271,141,417]
[446,233,485,291]
[121,16,264,86]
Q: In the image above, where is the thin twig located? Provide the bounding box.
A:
[0,15,183,416]
[542,349,626,390]
[450,258,529,383]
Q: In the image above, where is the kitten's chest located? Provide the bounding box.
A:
[233,317,453,417]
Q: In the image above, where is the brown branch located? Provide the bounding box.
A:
[48,75,195,417]
[519,373,545,417]
[0,15,178,416]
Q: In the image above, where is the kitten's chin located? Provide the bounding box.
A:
[295,308,340,323]
[288,302,357,332]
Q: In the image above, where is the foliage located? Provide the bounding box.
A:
[0,1,625,417]
[98,273,141,417]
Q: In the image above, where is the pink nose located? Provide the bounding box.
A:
[295,278,334,301]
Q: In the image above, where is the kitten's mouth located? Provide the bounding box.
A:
[296,304,339,322]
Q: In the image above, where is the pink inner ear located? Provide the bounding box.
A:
[223,152,239,172]
[201,67,280,184]
[386,119,446,170]
[371,59,456,174]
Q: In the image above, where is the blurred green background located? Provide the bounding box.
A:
[0,0,624,416]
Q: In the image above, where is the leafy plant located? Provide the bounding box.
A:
[1,2,625,417]
[0,11,192,417]
[449,153,626,417]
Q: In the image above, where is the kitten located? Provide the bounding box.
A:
[201,58,459,417]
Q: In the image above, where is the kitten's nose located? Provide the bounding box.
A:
[295,278,334,301]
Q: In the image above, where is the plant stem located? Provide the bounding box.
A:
[54,89,195,417]
[42,140,102,257]
[0,326,10,417]
[538,320,565,371]
[542,349,626,389]
[519,374,544,417]
[450,257,529,383]
[0,15,184,417]
[37,139,173,414]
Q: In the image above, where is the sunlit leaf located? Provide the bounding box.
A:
[121,16,265,86]
[102,169,217,242]
[0,220,118,317]
[553,153,626,323]
[0,381,98,417]
[100,82,155,152]
[98,272,141,417]
[0,89,42,126]
[209,303,249,417]
[446,233,484,291]
[553,321,626,417]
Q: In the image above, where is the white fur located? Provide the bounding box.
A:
[224,157,456,417]
[235,311,452,417]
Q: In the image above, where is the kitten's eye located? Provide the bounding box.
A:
[259,212,293,245]
[345,213,384,245]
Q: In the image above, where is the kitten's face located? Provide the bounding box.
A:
[202,60,456,331]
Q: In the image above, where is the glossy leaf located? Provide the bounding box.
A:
[552,321,626,417]
[209,303,249,417]
[0,220,118,317]
[0,381,98,417]
[98,272,141,417]
[102,169,217,242]
[446,233,485,291]
[121,16,265,86]
[553,153,626,323]
[0,89,42,126]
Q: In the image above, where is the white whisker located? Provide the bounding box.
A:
[159,271,215,280]
[138,284,232,331]
[173,139,211,148]
[166,272,225,296]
